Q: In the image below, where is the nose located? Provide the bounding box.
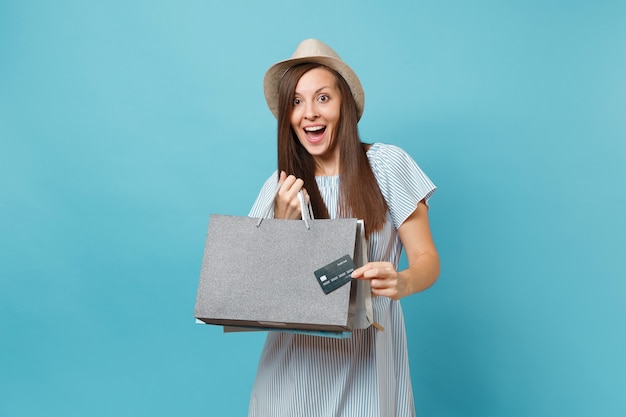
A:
[304,102,318,120]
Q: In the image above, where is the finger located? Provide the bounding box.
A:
[351,262,379,278]
[362,268,383,279]
[288,177,305,194]
[351,265,366,278]
[351,265,377,279]
[280,173,296,192]
[352,262,395,280]
[372,285,399,300]
[370,276,395,288]
[280,175,305,196]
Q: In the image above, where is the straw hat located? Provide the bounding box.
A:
[263,39,365,120]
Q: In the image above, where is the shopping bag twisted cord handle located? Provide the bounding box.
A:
[256,180,313,229]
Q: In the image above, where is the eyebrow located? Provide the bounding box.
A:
[294,86,332,95]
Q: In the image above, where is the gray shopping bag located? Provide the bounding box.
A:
[194,191,373,334]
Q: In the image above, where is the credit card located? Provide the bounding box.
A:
[314,255,355,294]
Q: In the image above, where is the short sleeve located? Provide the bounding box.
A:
[368,143,436,229]
[248,170,279,218]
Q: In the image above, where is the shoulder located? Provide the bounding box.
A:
[366,142,420,175]
[249,170,279,217]
[366,141,436,217]
[367,141,413,161]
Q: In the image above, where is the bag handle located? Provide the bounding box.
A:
[256,180,314,229]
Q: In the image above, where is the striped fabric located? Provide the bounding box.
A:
[247,143,436,417]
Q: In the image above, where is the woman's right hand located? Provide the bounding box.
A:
[274,171,308,220]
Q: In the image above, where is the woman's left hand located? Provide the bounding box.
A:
[351,262,408,300]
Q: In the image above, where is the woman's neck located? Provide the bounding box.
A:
[313,155,340,176]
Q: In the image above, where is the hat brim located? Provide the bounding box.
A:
[263,56,365,121]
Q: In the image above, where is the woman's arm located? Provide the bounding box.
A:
[351,200,440,299]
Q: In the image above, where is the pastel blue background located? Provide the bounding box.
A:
[1,0,625,416]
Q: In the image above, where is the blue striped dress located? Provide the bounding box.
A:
[247,143,436,417]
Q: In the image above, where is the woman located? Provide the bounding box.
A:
[248,39,440,417]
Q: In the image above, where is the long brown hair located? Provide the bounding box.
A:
[276,63,388,236]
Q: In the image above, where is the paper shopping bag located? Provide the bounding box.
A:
[194,211,364,333]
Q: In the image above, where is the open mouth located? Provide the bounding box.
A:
[304,125,326,142]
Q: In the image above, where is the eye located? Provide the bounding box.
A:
[318,94,329,102]
[293,97,301,106]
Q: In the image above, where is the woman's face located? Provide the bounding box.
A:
[290,67,342,166]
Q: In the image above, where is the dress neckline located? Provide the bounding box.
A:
[314,143,379,182]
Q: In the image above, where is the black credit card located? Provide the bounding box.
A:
[314,255,355,294]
